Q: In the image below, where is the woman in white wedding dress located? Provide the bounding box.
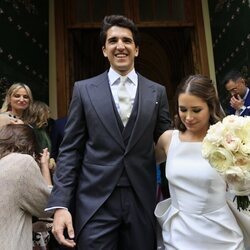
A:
[155,75,244,250]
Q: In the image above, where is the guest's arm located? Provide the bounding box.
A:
[39,148,52,187]
[16,155,51,218]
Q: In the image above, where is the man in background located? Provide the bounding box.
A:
[223,70,250,116]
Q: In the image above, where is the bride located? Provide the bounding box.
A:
[155,74,248,250]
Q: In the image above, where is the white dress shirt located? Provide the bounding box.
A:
[108,67,138,113]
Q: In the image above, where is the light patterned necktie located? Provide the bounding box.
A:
[118,76,132,126]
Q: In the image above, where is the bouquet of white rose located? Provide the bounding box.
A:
[202,115,250,212]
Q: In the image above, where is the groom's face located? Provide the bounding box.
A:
[102,26,139,76]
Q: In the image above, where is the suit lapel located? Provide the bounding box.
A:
[125,74,157,153]
[86,72,125,148]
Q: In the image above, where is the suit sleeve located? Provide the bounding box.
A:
[47,82,88,208]
[154,85,172,142]
[241,106,250,116]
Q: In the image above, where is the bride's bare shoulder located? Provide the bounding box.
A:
[161,129,174,140]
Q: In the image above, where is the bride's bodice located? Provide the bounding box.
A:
[166,130,227,214]
[155,130,244,250]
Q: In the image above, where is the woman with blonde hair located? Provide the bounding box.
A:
[0,83,33,123]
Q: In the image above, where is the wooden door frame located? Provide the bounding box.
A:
[54,0,209,117]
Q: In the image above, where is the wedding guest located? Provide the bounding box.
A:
[28,101,52,154]
[223,70,250,116]
[0,112,23,126]
[155,75,244,249]
[0,124,52,250]
[0,83,33,123]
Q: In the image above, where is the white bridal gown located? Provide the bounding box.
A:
[155,130,244,250]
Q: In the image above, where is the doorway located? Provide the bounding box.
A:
[54,0,209,117]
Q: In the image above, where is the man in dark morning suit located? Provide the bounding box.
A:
[46,15,171,250]
[223,70,250,116]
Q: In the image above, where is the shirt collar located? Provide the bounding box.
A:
[108,67,138,86]
[243,87,249,101]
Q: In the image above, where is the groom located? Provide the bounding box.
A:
[47,14,171,249]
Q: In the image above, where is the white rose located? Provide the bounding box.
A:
[201,138,215,158]
[205,122,224,146]
[226,167,250,195]
[233,152,250,166]
[236,121,250,145]
[208,147,233,172]
[221,132,241,153]
[238,142,250,156]
[222,115,245,130]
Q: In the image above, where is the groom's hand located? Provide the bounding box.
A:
[52,208,76,248]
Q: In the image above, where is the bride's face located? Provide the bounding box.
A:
[178,93,210,134]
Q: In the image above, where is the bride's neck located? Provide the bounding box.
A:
[181,131,207,142]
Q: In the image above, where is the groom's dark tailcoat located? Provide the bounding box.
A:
[48,71,171,241]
